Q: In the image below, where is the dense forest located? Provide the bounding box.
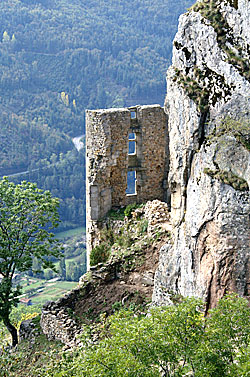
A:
[0,0,194,230]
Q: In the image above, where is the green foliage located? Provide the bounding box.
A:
[180,1,249,111]
[56,231,86,281]
[106,208,125,220]
[213,116,250,151]
[56,227,85,239]
[107,204,144,221]
[65,259,86,282]
[124,203,141,218]
[0,118,73,174]
[8,148,86,231]
[0,177,62,345]
[0,0,194,229]
[90,244,110,266]
[139,219,149,234]
[203,116,250,191]
[197,294,250,376]
[89,224,119,266]
[0,304,41,347]
[89,209,151,267]
[0,314,64,377]
[0,0,193,119]
[173,67,209,112]
[40,294,250,377]
[173,65,232,113]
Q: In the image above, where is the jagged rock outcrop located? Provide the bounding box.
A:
[153,0,250,309]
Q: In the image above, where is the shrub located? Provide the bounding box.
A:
[89,244,110,266]
[124,203,140,218]
[41,294,250,377]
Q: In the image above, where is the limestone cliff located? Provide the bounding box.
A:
[153,0,250,310]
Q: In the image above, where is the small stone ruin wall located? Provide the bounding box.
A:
[85,104,169,266]
[40,287,86,347]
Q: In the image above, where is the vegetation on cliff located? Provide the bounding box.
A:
[1,200,249,375]
[190,0,249,82]
[203,116,250,191]
[172,0,249,115]
[51,294,250,377]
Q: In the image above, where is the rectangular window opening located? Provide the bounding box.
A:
[128,132,136,155]
[126,170,137,196]
[130,111,136,119]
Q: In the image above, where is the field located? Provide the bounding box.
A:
[19,276,77,306]
[14,227,86,306]
[55,226,86,239]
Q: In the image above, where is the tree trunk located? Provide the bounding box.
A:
[3,318,18,347]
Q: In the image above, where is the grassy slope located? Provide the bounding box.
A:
[1,203,171,376]
[1,316,64,377]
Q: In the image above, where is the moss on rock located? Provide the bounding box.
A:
[204,167,249,191]
[190,0,249,81]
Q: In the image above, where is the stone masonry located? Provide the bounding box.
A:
[86,105,168,267]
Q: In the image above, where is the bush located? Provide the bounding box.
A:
[89,244,110,266]
[41,294,250,377]
[106,208,125,220]
[124,203,140,218]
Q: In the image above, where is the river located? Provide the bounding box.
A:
[72,135,84,151]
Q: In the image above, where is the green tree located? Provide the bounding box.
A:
[58,258,66,280]
[196,294,250,376]
[0,177,62,346]
[66,261,78,281]
[42,295,250,377]
[78,298,205,377]
[2,31,10,43]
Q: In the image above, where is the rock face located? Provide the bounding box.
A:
[153,0,250,309]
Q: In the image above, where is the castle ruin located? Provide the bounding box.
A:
[86,104,169,267]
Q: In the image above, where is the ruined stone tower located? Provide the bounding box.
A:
[86,104,168,267]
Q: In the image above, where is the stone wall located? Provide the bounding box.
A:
[86,105,168,266]
[40,287,86,347]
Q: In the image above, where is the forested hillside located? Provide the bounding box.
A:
[0,0,194,229]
